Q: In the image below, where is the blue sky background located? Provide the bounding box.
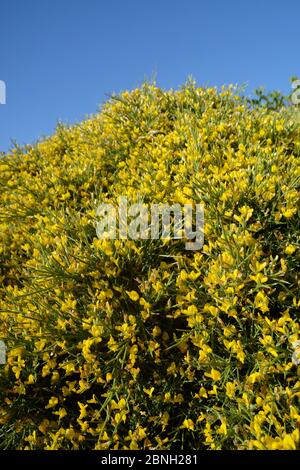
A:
[0,0,299,152]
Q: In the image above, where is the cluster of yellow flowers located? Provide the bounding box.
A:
[0,82,300,449]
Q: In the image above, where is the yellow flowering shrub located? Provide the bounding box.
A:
[0,82,300,449]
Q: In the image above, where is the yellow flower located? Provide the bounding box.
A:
[135,426,147,440]
[45,397,59,409]
[247,372,262,384]
[90,324,104,337]
[144,387,155,397]
[292,340,300,366]
[203,304,219,316]
[285,244,296,255]
[53,408,67,419]
[78,402,88,419]
[182,419,195,431]
[225,382,236,398]
[254,291,269,313]
[195,386,208,399]
[281,430,300,450]
[61,362,76,375]
[26,374,36,384]
[38,419,50,435]
[114,410,127,424]
[126,290,140,301]
[106,372,113,382]
[107,336,119,352]
[217,420,227,436]
[250,272,268,284]
[282,208,296,218]
[205,368,221,381]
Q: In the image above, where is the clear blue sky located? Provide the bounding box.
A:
[0,0,299,152]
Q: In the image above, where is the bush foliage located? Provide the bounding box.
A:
[1,83,300,449]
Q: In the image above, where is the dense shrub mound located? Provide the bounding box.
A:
[1,83,300,450]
